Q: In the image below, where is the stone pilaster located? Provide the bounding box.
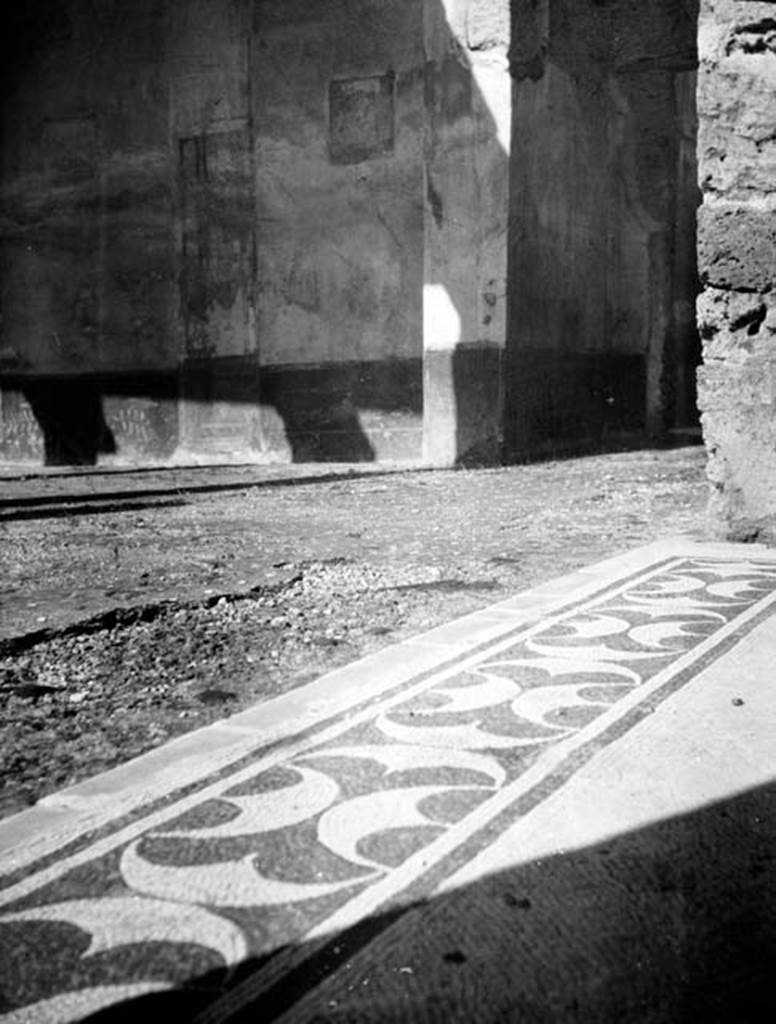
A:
[422,0,510,465]
[696,0,776,539]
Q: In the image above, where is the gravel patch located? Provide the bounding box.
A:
[0,561,487,817]
[0,447,712,819]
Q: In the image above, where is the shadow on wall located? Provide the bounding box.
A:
[0,374,180,466]
[22,779,769,1022]
[20,379,117,466]
[0,362,421,466]
[0,0,504,468]
[0,0,701,468]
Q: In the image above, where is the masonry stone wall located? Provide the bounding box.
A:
[696,0,776,539]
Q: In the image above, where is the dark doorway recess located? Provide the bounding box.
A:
[503,0,701,460]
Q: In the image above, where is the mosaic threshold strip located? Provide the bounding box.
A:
[3,554,776,1022]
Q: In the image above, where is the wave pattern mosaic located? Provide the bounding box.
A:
[3,555,776,1021]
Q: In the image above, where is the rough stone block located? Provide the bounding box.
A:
[698,123,776,197]
[697,287,772,362]
[697,61,775,149]
[697,359,776,412]
[697,204,776,290]
[465,0,510,53]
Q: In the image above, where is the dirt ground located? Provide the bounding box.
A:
[0,445,711,819]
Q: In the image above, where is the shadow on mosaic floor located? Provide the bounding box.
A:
[74,779,775,1024]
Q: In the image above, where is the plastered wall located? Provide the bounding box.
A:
[0,0,429,464]
[505,0,700,457]
[0,0,514,466]
[421,0,511,465]
[1,0,706,469]
[251,0,426,462]
[1,0,179,463]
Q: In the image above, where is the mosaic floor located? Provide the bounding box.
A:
[2,540,776,1022]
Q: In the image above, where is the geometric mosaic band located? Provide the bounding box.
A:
[3,554,776,1021]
